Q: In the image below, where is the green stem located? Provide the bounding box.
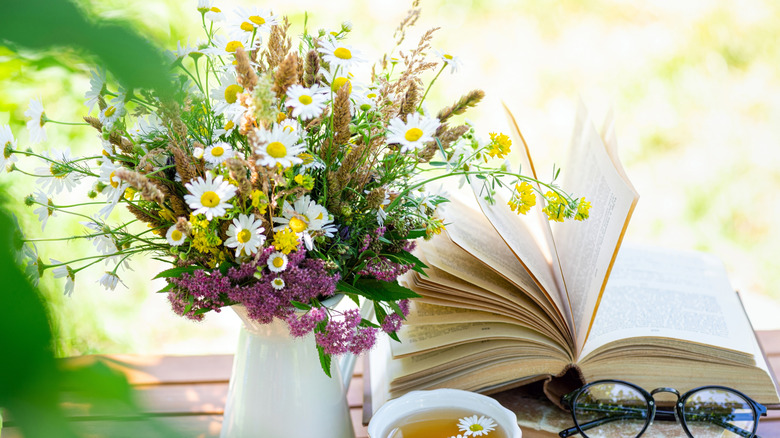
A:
[417,64,446,111]
[42,118,89,126]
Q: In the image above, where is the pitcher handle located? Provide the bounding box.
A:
[339,298,374,389]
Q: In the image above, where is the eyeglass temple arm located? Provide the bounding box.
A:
[683,413,762,438]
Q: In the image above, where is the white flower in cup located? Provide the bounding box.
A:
[457,415,496,436]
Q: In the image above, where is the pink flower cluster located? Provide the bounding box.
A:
[314,309,378,355]
[167,247,339,324]
[357,256,413,282]
[381,299,411,333]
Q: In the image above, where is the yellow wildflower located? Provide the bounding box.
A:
[574,197,591,221]
[508,182,536,215]
[273,227,299,254]
[192,230,222,253]
[124,188,136,201]
[158,207,177,223]
[251,190,269,215]
[294,174,315,190]
[487,132,512,160]
[543,191,566,222]
[189,213,210,230]
[425,218,446,237]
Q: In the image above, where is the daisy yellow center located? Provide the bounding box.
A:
[171,229,183,241]
[210,7,221,12]
[225,41,244,53]
[249,15,266,25]
[273,278,283,286]
[237,229,252,243]
[469,424,484,432]
[272,257,285,268]
[240,21,254,32]
[266,141,287,158]
[105,106,116,117]
[332,76,352,93]
[367,93,376,98]
[224,120,235,130]
[333,47,352,60]
[224,84,243,103]
[109,170,119,188]
[200,191,221,208]
[444,54,454,60]
[288,216,307,233]
[404,127,424,142]
[298,94,313,105]
[211,146,225,157]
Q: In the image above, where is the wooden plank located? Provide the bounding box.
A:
[60,354,234,386]
[757,330,780,356]
[2,415,224,438]
[351,407,368,438]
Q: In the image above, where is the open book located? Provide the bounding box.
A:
[368,103,780,414]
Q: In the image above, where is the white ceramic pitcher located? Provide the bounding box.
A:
[220,297,359,438]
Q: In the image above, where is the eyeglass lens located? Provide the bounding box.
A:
[682,388,756,438]
[572,382,650,438]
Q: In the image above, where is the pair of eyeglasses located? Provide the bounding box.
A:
[558,379,767,438]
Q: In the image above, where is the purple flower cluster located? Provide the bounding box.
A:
[380,299,411,334]
[314,309,378,355]
[359,226,386,252]
[286,307,327,337]
[167,247,339,324]
[357,256,413,282]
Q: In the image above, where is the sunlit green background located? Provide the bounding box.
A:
[2,0,779,358]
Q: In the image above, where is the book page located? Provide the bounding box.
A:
[580,245,758,361]
[553,102,639,351]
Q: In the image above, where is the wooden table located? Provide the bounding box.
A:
[3,330,780,437]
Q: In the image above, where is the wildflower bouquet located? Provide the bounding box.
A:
[2,1,589,373]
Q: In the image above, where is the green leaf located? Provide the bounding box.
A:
[336,280,363,296]
[183,295,194,314]
[193,308,211,316]
[153,265,201,279]
[290,300,311,311]
[387,300,404,316]
[218,261,234,276]
[387,331,401,343]
[354,279,421,301]
[155,282,174,294]
[387,250,428,274]
[428,161,447,167]
[316,344,332,378]
[405,228,427,239]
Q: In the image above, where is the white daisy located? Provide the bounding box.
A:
[183,174,237,220]
[51,258,75,297]
[210,72,244,115]
[233,6,278,34]
[298,152,325,171]
[434,49,463,74]
[99,271,126,291]
[354,89,379,113]
[84,68,106,113]
[317,39,366,72]
[270,277,285,290]
[273,195,336,250]
[284,84,329,120]
[31,191,56,230]
[128,113,166,141]
[457,415,496,437]
[197,0,212,13]
[1,124,19,172]
[224,213,266,257]
[278,118,302,137]
[35,148,81,194]
[204,34,251,59]
[204,141,235,166]
[99,93,126,129]
[253,125,305,168]
[204,4,226,22]
[97,159,129,218]
[213,118,238,138]
[165,224,187,246]
[320,67,363,96]
[24,98,47,143]
[267,251,288,273]
[386,112,440,153]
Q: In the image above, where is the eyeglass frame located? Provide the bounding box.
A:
[558,379,767,438]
